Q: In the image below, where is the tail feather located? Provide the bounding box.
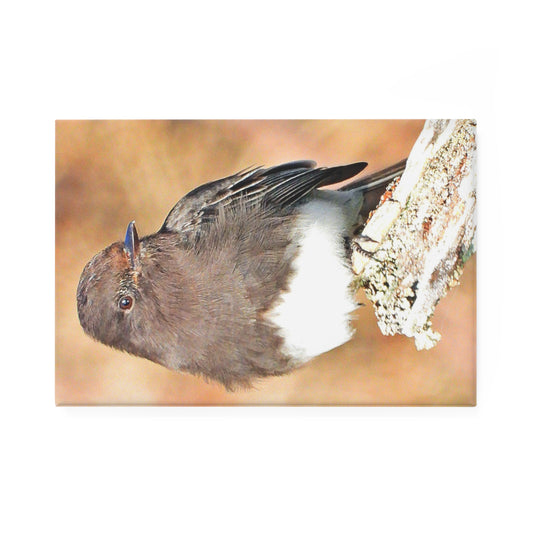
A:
[339,159,407,193]
[339,159,407,231]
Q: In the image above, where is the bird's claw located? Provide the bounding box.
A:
[352,234,381,261]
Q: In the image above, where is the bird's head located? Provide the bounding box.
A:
[77,221,155,357]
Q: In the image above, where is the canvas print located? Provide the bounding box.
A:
[56,120,476,405]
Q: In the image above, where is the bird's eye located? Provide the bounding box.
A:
[119,296,134,310]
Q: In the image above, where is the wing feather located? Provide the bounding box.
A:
[161,160,367,235]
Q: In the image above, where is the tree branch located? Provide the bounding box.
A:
[352,119,477,349]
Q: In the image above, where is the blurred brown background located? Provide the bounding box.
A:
[55,120,476,405]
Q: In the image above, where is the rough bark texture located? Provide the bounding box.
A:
[352,119,477,349]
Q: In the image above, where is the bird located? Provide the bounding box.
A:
[77,159,406,390]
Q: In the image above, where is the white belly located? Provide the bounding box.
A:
[266,196,360,362]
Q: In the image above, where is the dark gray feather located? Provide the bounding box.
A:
[161,160,368,237]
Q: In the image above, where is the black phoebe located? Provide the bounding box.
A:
[77,159,405,389]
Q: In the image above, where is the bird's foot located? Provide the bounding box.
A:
[352,234,380,260]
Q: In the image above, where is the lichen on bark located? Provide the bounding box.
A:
[352,119,477,349]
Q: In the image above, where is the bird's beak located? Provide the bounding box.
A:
[124,220,140,271]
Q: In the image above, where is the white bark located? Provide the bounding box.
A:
[352,119,477,349]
